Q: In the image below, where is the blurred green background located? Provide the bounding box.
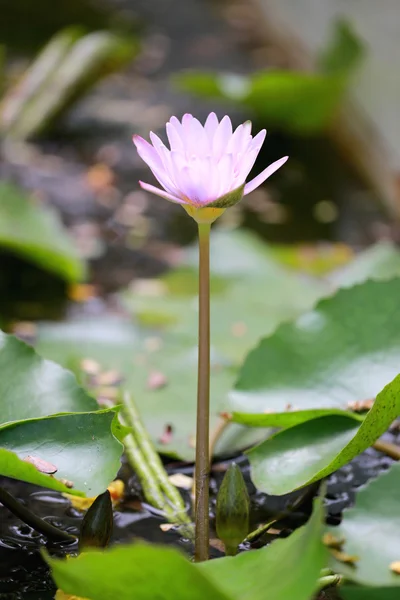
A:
[0,0,399,321]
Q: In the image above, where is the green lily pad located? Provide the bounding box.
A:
[0,182,85,282]
[0,330,97,424]
[47,495,324,600]
[0,411,123,496]
[328,462,400,587]
[229,278,400,417]
[48,543,230,600]
[328,242,400,288]
[246,374,400,495]
[0,329,122,493]
[0,448,83,495]
[232,408,363,428]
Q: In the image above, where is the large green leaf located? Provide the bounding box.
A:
[229,278,400,417]
[328,242,400,288]
[246,374,400,495]
[328,463,400,587]
[0,448,83,495]
[0,182,85,281]
[49,543,231,600]
[0,411,123,496]
[0,329,122,493]
[232,408,363,428]
[0,330,97,424]
[47,496,324,600]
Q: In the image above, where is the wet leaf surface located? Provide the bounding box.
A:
[0,411,123,496]
[0,330,122,494]
[328,462,400,587]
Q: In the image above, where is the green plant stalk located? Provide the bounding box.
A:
[122,392,189,524]
[194,222,211,562]
[121,421,172,515]
[121,414,193,537]
[0,486,76,543]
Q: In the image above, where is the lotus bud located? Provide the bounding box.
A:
[216,463,250,556]
[78,490,113,551]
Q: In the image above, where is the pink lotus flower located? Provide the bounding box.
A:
[133,113,288,210]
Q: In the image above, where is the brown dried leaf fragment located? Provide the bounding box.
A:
[347,398,375,412]
[323,532,345,549]
[24,455,58,475]
[330,548,359,566]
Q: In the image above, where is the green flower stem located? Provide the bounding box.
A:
[123,429,168,511]
[0,486,76,543]
[121,393,190,526]
[120,413,175,518]
[194,222,211,562]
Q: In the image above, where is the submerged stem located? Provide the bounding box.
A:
[0,486,76,543]
[194,222,211,562]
